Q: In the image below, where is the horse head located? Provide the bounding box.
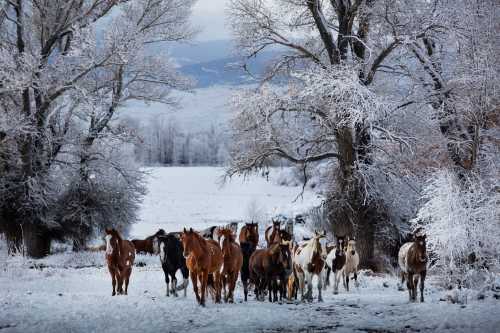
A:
[104,228,121,257]
[414,233,427,263]
[181,227,198,258]
[217,227,235,254]
[245,222,259,243]
[346,237,357,256]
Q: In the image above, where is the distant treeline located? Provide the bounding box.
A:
[125,116,229,166]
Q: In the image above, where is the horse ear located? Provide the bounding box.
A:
[189,228,193,233]
[183,227,187,233]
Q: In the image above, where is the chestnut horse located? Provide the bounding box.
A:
[132,229,165,254]
[239,222,259,249]
[399,229,427,302]
[181,228,223,306]
[105,228,135,296]
[217,228,243,303]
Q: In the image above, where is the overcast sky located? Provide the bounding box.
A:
[192,0,231,41]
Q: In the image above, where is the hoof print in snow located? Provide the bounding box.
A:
[58,293,63,297]
[382,282,389,288]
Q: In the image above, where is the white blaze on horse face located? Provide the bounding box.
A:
[126,260,130,266]
[105,234,113,255]
[159,242,165,263]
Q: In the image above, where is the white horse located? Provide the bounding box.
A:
[341,238,359,291]
[293,232,325,302]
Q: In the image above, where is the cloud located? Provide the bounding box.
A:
[192,0,230,41]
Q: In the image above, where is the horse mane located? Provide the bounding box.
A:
[190,231,209,252]
[303,237,321,262]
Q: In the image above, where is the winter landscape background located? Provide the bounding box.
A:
[0,0,499,332]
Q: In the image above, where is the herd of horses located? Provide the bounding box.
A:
[104,223,428,306]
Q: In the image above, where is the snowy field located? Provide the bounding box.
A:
[132,167,322,238]
[1,167,499,333]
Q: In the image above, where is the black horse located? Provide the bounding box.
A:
[240,241,256,301]
[157,233,189,297]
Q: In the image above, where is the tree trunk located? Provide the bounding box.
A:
[23,223,51,258]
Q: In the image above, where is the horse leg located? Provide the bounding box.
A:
[215,271,222,303]
[267,276,273,302]
[317,273,323,302]
[354,269,359,288]
[406,273,413,302]
[342,269,347,290]
[325,267,331,288]
[164,270,170,297]
[230,272,237,303]
[116,273,124,295]
[413,274,419,302]
[110,270,117,296]
[124,269,131,295]
[200,270,208,306]
[172,274,178,297]
[222,273,228,302]
[191,271,201,304]
[181,266,189,297]
[345,271,350,292]
[305,272,313,301]
[420,270,426,302]
[272,279,278,302]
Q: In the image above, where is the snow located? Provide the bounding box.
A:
[132,167,322,238]
[1,251,499,333]
[1,167,499,332]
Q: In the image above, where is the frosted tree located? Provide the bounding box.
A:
[414,170,500,287]
[0,0,196,256]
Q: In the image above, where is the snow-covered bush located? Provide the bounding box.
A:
[414,169,500,287]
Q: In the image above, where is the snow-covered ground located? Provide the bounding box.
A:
[1,167,499,332]
[132,167,322,238]
[1,251,499,333]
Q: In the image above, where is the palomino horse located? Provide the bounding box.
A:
[342,238,359,292]
[156,233,189,297]
[105,228,135,296]
[249,240,291,302]
[265,220,282,247]
[239,222,259,249]
[181,228,223,306]
[132,229,165,254]
[293,231,326,302]
[398,229,427,302]
[325,236,347,294]
[217,228,243,303]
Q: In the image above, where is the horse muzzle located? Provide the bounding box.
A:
[351,251,355,256]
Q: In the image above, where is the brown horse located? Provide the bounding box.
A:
[181,228,223,306]
[398,230,427,302]
[265,220,282,247]
[105,228,135,296]
[131,229,165,254]
[217,228,243,303]
[249,240,291,302]
[239,222,259,249]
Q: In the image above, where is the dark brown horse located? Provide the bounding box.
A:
[265,220,282,247]
[105,228,135,296]
[181,228,223,306]
[398,230,427,302]
[131,229,165,254]
[239,222,259,249]
[249,240,292,302]
[217,228,243,303]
